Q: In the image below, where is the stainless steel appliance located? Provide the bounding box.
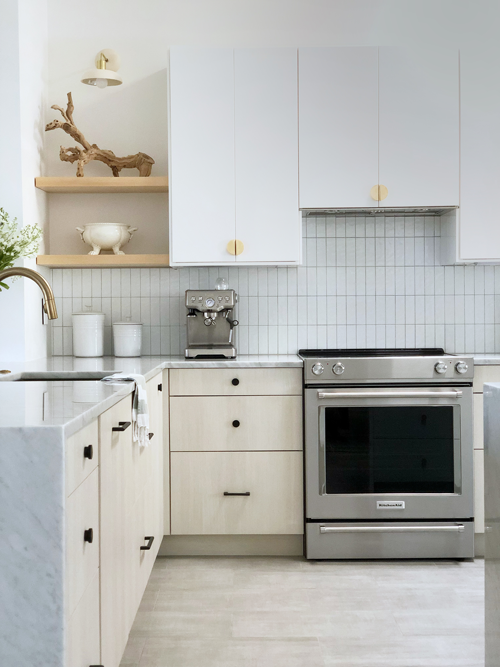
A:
[185,289,238,358]
[301,348,474,559]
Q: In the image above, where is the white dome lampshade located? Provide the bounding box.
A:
[81,49,122,88]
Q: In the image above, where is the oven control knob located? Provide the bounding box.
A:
[434,361,448,374]
[312,363,324,376]
[333,363,345,376]
[455,361,469,374]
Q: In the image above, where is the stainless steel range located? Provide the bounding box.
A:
[300,348,474,560]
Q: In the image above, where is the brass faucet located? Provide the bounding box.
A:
[0,267,58,319]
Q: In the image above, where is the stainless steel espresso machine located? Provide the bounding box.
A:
[185,289,238,358]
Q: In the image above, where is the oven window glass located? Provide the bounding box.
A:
[324,406,456,494]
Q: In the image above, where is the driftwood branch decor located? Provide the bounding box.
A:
[45,92,155,177]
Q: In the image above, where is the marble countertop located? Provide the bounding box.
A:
[469,355,500,365]
[0,355,302,435]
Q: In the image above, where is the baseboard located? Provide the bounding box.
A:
[475,532,485,558]
[159,534,304,557]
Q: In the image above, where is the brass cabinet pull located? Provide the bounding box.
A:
[226,240,244,256]
[370,184,388,201]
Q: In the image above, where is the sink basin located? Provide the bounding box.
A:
[0,371,121,382]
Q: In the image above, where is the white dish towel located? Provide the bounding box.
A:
[101,373,150,447]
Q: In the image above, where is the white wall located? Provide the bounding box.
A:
[0,0,49,362]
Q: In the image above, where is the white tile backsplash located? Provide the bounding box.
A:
[50,215,500,356]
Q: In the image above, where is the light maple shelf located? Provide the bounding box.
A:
[34,176,169,193]
[37,254,170,268]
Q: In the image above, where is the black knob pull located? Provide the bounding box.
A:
[158,383,163,391]
[84,528,94,544]
[140,536,154,551]
[224,491,250,496]
[148,432,154,440]
[112,421,131,432]
[232,378,239,386]
[232,420,240,428]
[83,445,93,460]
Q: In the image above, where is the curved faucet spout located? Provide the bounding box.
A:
[0,267,58,320]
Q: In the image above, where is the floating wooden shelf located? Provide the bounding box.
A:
[37,254,170,268]
[34,176,169,193]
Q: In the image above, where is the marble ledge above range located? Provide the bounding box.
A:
[0,355,303,435]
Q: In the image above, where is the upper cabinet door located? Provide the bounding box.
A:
[298,47,379,209]
[234,48,300,263]
[169,47,236,264]
[459,46,500,261]
[378,47,459,208]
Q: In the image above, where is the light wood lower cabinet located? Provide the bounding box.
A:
[66,570,100,667]
[169,367,302,396]
[171,451,303,535]
[170,395,302,451]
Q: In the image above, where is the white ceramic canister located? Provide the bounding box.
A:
[113,322,142,357]
[72,312,105,357]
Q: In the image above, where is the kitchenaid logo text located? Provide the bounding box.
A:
[377,501,405,509]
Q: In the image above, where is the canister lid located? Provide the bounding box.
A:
[72,312,105,318]
[113,321,142,326]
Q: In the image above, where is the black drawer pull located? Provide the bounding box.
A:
[112,421,131,432]
[141,536,154,551]
[232,378,239,386]
[84,528,94,544]
[148,432,154,440]
[83,444,94,460]
[224,492,250,496]
[232,420,240,428]
[158,383,163,391]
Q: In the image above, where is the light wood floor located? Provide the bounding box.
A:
[120,556,485,667]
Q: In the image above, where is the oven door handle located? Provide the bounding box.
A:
[320,525,465,534]
[317,390,463,399]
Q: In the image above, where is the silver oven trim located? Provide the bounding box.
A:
[318,390,463,399]
[319,524,465,534]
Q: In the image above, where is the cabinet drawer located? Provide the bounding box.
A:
[66,468,99,618]
[66,569,100,667]
[474,393,484,450]
[170,395,302,451]
[171,451,303,535]
[170,368,302,396]
[65,420,98,497]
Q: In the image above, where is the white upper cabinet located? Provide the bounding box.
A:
[169,47,301,266]
[169,48,236,265]
[298,47,379,209]
[378,46,459,208]
[234,48,300,264]
[298,46,459,210]
[457,46,500,261]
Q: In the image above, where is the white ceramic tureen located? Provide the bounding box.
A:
[76,222,138,255]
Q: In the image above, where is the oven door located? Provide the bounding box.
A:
[305,385,473,520]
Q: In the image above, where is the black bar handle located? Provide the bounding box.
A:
[148,432,154,440]
[224,492,250,496]
[83,444,93,460]
[232,378,239,386]
[112,421,131,432]
[84,528,94,544]
[140,536,154,551]
[232,420,240,428]
[158,383,163,391]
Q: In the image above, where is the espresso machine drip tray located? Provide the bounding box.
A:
[184,289,238,359]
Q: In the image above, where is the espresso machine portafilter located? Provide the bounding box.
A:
[185,289,238,358]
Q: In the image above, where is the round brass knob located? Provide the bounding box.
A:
[370,185,388,201]
[227,240,244,256]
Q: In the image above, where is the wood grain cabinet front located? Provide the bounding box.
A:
[170,395,302,452]
[65,420,99,497]
[171,451,303,535]
[170,368,302,396]
[66,570,100,667]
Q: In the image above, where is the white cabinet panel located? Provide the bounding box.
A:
[299,47,378,209]
[378,46,459,208]
[169,47,235,264]
[234,48,300,263]
[169,367,302,396]
[459,46,500,261]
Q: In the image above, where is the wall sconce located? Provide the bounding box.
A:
[81,49,122,88]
